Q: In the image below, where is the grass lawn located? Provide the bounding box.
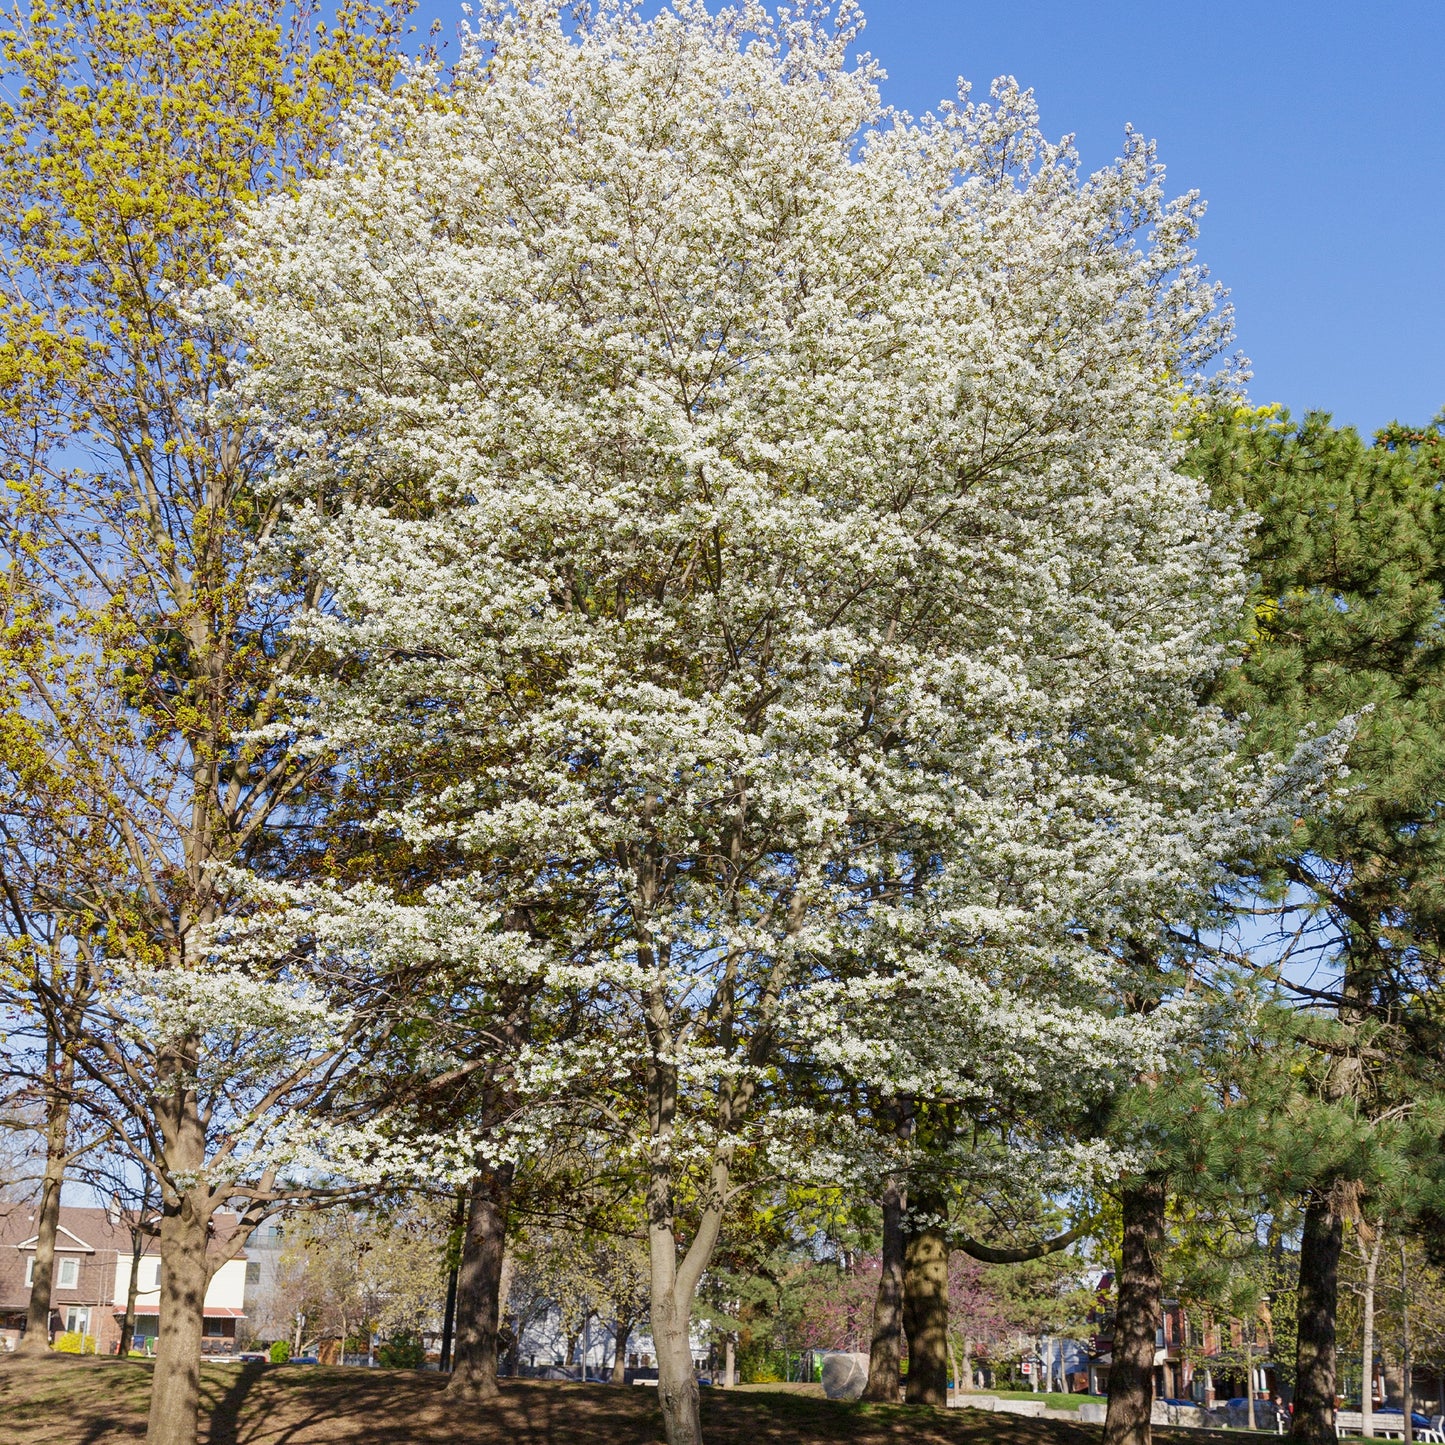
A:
[983,1392,1107,1410]
[0,1355,1272,1444]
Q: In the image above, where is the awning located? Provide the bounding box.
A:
[115,1305,246,1318]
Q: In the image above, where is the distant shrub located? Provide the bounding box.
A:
[376,1331,424,1369]
[738,1342,783,1384]
[268,1340,291,1364]
[53,1332,95,1355]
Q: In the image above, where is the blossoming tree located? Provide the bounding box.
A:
[213,4,1294,1439]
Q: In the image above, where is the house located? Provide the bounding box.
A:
[1087,1271,1284,1405]
[0,1204,250,1355]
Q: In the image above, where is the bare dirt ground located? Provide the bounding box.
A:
[0,1355,1114,1445]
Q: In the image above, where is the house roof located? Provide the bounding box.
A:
[0,1204,248,1260]
[12,1224,95,1253]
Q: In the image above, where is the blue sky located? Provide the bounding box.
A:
[413,0,1444,438]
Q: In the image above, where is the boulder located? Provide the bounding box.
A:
[994,1398,1048,1416]
[821,1352,870,1401]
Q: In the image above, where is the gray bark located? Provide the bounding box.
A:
[862,1178,905,1402]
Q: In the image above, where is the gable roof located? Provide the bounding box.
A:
[0,1204,247,1260]
[12,1223,95,1253]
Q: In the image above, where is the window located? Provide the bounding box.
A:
[64,1306,89,1335]
[203,1319,227,1337]
[29,1256,80,1288]
[140,1258,161,1292]
[245,1261,261,1287]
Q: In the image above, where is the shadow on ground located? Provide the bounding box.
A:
[4,1354,1250,1445]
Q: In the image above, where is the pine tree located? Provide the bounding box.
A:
[1187,406,1445,1445]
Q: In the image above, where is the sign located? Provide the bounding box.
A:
[1021,1361,1032,1376]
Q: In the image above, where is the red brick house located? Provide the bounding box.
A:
[0,1204,249,1355]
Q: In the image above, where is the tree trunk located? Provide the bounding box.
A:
[119,1226,147,1357]
[1401,1241,1412,1445]
[447,1159,514,1400]
[502,1305,532,1378]
[145,1193,213,1445]
[863,1178,906,1402]
[902,1185,949,1407]
[439,1264,458,1371]
[641,969,749,1445]
[1292,1188,1344,1445]
[651,1275,701,1445]
[611,1318,633,1385]
[1103,1177,1165,1445]
[1362,1227,1383,1439]
[20,1052,74,1356]
[439,1188,466,1372]
[1247,1334,1258,1431]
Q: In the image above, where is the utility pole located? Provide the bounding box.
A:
[1402,1242,1413,1445]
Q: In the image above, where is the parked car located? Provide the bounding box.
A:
[237,1351,268,1364]
[289,1354,320,1366]
[1373,1409,1433,1430]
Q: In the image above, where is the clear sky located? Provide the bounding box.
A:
[412,0,1444,438]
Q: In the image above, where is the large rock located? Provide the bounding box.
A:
[994,1398,1048,1417]
[821,1352,870,1401]
[1152,1400,1208,1429]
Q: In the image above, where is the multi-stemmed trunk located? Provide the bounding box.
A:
[901,1185,949,1407]
[20,1047,75,1355]
[645,1073,744,1445]
[1103,1176,1165,1445]
[862,1179,906,1402]
[642,932,771,1445]
[447,1160,515,1400]
[650,1253,703,1445]
[1292,1188,1345,1445]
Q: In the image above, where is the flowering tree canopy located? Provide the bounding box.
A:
[208,3,1328,1439]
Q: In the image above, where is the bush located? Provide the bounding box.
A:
[737,1341,784,1384]
[53,1332,96,1355]
[268,1340,291,1364]
[376,1330,425,1370]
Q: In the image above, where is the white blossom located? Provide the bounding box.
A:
[200,4,1337,1434]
